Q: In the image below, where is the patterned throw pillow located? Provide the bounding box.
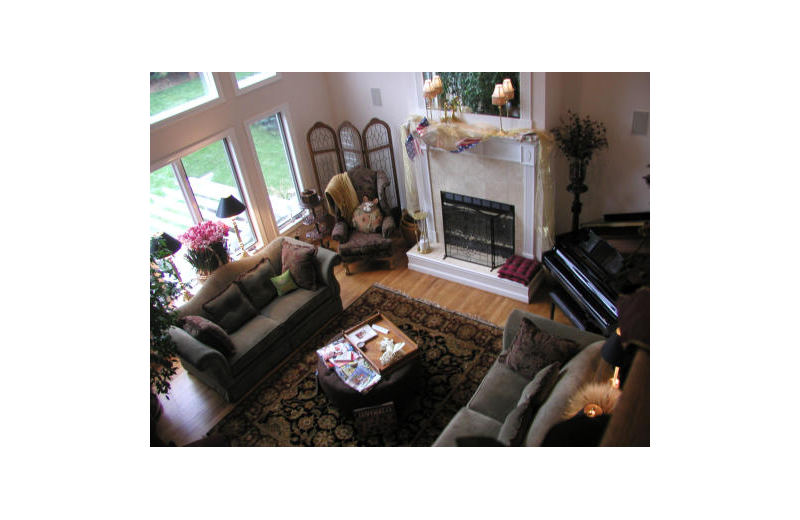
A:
[499,318,581,379]
[201,283,257,334]
[497,362,561,446]
[351,197,383,233]
[281,241,317,290]
[271,269,298,296]
[180,315,236,357]
[234,258,277,309]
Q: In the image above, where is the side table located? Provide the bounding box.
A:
[300,194,334,248]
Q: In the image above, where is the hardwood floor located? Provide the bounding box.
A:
[154,250,572,446]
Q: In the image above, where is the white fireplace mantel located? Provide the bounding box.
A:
[407,136,544,303]
[414,136,539,259]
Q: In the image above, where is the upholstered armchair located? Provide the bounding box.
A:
[325,166,398,275]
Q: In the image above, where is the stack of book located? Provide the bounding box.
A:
[316,338,381,393]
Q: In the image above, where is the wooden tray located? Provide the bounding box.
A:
[343,312,419,375]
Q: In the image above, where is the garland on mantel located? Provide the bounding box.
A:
[399,114,557,258]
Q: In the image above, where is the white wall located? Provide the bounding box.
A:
[323,72,421,209]
[150,72,336,243]
[550,72,650,234]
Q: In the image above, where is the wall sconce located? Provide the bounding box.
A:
[491,83,507,132]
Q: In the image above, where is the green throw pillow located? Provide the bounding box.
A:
[271,269,298,296]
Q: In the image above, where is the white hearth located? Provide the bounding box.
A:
[406,136,545,303]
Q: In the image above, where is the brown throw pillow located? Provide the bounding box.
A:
[234,258,277,309]
[499,318,581,379]
[180,315,236,357]
[497,362,561,446]
[281,241,318,290]
[202,283,257,333]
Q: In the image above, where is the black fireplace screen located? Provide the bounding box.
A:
[441,191,514,269]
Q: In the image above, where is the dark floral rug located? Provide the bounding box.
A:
[207,284,503,446]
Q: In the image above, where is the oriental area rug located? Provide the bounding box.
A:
[207,283,503,446]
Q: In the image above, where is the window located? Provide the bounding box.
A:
[150,72,219,124]
[248,112,303,229]
[423,72,521,118]
[150,137,256,267]
[234,72,280,93]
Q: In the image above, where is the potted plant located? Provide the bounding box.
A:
[150,237,186,432]
[178,220,231,278]
[551,110,608,232]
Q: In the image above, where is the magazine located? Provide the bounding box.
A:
[316,337,352,368]
[345,324,377,346]
[333,357,381,393]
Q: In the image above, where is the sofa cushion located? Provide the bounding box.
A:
[234,258,277,308]
[338,231,393,258]
[497,362,561,446]
[432,408,504,447]
[467,361,530,423]
[259,286,330,330]
[524,340,608,446]
[228,315,284,377]
[281,241,318,290]
[271,269,298,296]
[499,317,581,379]
[180,315,236,357]
[202,283,258,333]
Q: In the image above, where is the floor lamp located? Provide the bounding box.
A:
[216,195,249,258]
[150,232,193,302]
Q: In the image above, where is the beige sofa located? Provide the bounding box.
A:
[433,309,611,446]
[169,237,342,402]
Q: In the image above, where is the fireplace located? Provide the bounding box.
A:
[441,191,514,269]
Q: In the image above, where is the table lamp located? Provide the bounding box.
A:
[601,327,624,389]
[216,195,249,258]
[502,78,515,118]
[150,231,193,301]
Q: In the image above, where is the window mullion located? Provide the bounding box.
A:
[171,161,203,223]
[277,114,303,220]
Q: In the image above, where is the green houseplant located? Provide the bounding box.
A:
[150,240,183,400]
[551,110,608,231]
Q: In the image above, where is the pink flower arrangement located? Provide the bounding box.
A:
[178,221,230,250]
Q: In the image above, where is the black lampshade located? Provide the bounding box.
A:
[150,232,182,258]
[216,195,247,218]
[601,332,624,366]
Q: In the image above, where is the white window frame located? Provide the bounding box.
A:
[150,72,225,130]
[150,128,259,250]
[242,103,306,233]
[415,72,532,129]
[231,72,282,96]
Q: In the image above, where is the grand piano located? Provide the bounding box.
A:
[543,228,634,337]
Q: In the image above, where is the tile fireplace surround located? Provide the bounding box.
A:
[407,138,545,303]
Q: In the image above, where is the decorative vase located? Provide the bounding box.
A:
[568,160,588,185]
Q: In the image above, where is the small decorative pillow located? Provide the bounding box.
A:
[281,241,317,290]
[497,362,561,446]
[499,318,581,379]
[271,269,298,296]
[234,258,277,309]
[201,283,257,334]
[351,197,383,233]
[180,315,236,357]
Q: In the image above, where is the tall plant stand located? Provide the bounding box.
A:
[568,161,589,232]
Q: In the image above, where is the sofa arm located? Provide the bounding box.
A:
[169,326,230,373]
[382,214,396,238]
[332,220,349,243]
[315,245,342,296]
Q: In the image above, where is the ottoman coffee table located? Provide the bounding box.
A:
[316,314,423,416]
